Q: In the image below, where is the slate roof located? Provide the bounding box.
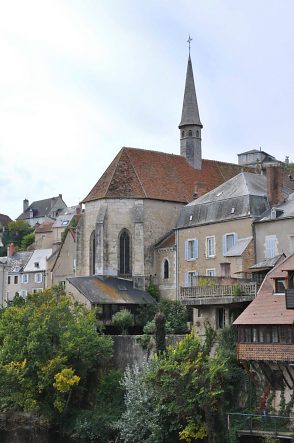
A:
[0,252,33,273]
[255,192,294,223]
[179,55,202,128]
[234,254,294,325]
[225,237,253,257]
[0,213,12,227]
[82,147,247,204]
[17,196,64,220]
[249,254,286,271]
[24,249,52,272]
[67,276,156,305]
[176,172,269,229]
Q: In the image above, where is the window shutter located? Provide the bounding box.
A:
[194,239,198,259]
[233,232,238,245]
[222,235,227,256]
[185,272,189,287]
[185,240,188,260]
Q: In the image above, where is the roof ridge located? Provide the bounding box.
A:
[125,149,147,198]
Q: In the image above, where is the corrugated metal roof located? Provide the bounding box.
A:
[67,276,156,305]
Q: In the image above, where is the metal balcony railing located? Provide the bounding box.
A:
[180,281,258,300]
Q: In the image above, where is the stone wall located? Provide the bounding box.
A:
[110,334,186,369]
[76,198,183,283]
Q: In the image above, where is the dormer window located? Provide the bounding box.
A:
[34,262,39,268]
[275,278,286,294]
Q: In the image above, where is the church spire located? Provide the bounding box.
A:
[179,39,203,169]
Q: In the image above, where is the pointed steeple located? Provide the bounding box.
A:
[179,55,202,128]
[179,51,203,170]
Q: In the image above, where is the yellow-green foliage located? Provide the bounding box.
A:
[179,421,208,442]
[53,368,80,393]
[0,288,113,420]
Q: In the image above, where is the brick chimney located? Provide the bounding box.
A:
[267,166,284,207]
[7,242,15,258]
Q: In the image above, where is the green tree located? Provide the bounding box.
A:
[20,232,35,250]
[0,287,113,421]
[112,309,134,334]
[1,220,34,254]
[118,328,227,443]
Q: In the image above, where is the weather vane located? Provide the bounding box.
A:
[187,35,192,54]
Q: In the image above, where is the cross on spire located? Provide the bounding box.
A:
[187,35,192,54]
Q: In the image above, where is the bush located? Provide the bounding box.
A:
[112,309,134,334]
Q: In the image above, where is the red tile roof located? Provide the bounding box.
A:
[155,231,176,249]
[234,254,294,325]
[35,221,54,233]
[82,147,248,204]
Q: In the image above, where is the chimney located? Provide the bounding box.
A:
[59,194,62,199]
[23,199,29,212]
[7,242,15,258]
[267,166,284,207]
[76,206,81,215]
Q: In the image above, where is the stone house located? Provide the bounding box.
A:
[16,248,53,298]
[0,243,32,304]
[34,206,81,251]
[176,171,270,334]
[254,191,294,264]
[154,231,176,300]
[51,227,77,288]
[234,253,294,411]
[17,195,67,227]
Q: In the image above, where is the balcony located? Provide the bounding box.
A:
[180,278,258,306]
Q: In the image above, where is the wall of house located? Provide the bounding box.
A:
[52,233,76,286]
[255,218,294,262]
[76,198,183,285]
[177,217,253,287]
[65,282,92,309]
[154,246,176,300]
[34,231,54,249]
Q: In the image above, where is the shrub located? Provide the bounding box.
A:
[112,309,134,334]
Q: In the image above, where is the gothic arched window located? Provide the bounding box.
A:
[119,229,131,275]
[196,130,199,137]
[90,230,96,275]
[163,259,169,279]
[182,130,185,137]
[188,130,192,137]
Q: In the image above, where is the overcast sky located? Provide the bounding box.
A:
[1,0,294,219]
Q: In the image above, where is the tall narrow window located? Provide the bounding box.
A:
[163,259,169,279]
[265,235,277,258]
[119,230,131,275]
[90,230,96,275]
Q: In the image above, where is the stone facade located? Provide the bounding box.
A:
[51,229,77,287]
[76,198,183,289]
[255,218,294,263]
[178,218,254,288]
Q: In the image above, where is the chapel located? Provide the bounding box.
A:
[74,52,245,294]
